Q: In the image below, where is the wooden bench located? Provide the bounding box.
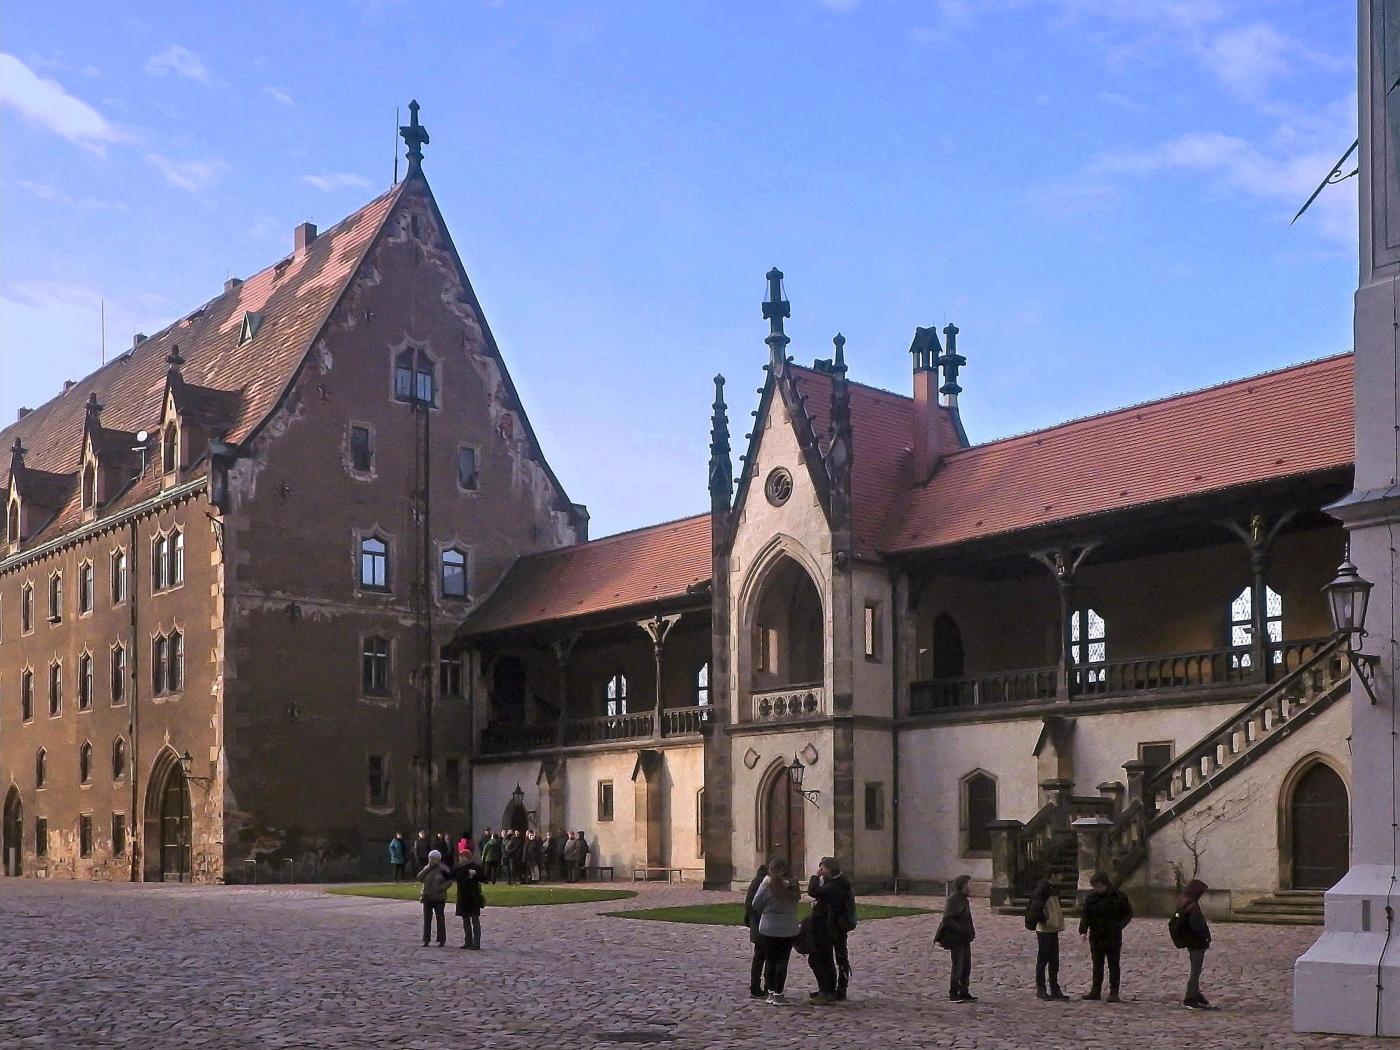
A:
[632,866,686,883]
[584,865,615,882]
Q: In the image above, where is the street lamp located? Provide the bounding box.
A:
[786,754,821,807]
[178,750,213,787]
[511,783,525,810]
[1324,555,1380,703]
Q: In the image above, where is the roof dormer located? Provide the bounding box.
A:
[159,344,241,487]
[80,393,141,519]
[5,436,74,553]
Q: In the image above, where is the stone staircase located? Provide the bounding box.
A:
[1229,889,1325,925]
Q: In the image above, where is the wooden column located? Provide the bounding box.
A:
[1224,512,1293,683]
[553,635,578,747]
[1031,544,1098,700]
[638,614,680,739]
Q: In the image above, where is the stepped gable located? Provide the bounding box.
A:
[0,183,405,549]
[883,352,1355,555]
[462,514,712,635]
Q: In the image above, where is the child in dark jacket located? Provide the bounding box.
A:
[1177,879,1214,1009]
[935,874,977,1003]
[1079,870,1134,1002]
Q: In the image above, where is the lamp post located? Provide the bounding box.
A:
[1323,556,1380,704]
[787,754,820,807]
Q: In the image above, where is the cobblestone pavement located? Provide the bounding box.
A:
[0,879,1387,1049]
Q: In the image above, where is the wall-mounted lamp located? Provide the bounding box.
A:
[1324,555,1381,704]
[178,750,214,787]
[787,754,821,807]
[511,783,526,809]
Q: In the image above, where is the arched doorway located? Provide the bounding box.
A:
[932,613,966,679]
[762,764,805,877]
[2,786,22,876]
[1291,763,1349,890]
[144,752,191,882]
[749,555,823,692]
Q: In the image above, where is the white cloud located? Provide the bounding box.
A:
[147,153,228,192]
[302,172,373,191]
[814,0,860,11]
[0,52,122,153]
[144,44,210,82]
[12,179,127,212]
[264,86,294,106]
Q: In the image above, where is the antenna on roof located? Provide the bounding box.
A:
[393,105,400,186]
[100,298,106,365]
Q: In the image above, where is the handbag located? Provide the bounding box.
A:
[794,916,814,956]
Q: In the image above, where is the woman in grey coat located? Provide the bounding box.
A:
[748,858,801,1005]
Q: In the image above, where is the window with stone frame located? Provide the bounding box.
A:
[152,534,169,592]
[79,814,92,858]
[171,530,184,586]
[35,748,46,789]
[606,672,628,717]
[152,635,168,695]
[359,536,389,591]
[78,653,93,710]
[456,446,479,491]
[48,571,62,623]
[1230,585,1283,668]
[79,741,92,783]
[439,646,463,698]
[35,818,47,856]
[597,780,615,822]
[864,781,886,831]
[367,755,390,805]
[167,631,184,693]
[393,348,436,405]
[20,581,33,633]
[111,549,127,605]
[363,636,391,695]
[79,561,94,615]
[440,547,468,599]
[112,737,127,780]
[112,813,127,856]
[393,350,415,401]
[111,645,127,706]
[350,425,374,473]
[1138,741,1174,782]
[48,662,61,717]
[20,668,33,722]
[962,771,998,855]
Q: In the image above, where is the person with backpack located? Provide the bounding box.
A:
[749,858,802,1005]
[1079,870,1133,1002]
[1171,878,1215,1009]
[743,864,770,999]
[934,874,977,1003]
[806,856,856,1003]
[1025,877,1068,1001]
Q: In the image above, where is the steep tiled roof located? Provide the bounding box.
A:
[1,183,405,549]
[462,514,712,634]
[883,352,1354,554]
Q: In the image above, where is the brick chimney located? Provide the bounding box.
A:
[910,326,942,481]
[17,407,31,422]
[294,222,317,254]
[224,277,243,293]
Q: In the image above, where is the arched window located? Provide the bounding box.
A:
[1230,586,1283,668]
[1071,608,1106,684]
[394,349,436,404]
[168,631,184,692]
[152,534,169,591]
[696,662,710,706]
[20,668,34,722]
[112,737,127,780]
[48,572,62,623]
[360,536,389,590]
[606,672,628,717]
[6,499,18,543]
[79,741,92,784]
[170,530,184,586]
[78,653,93,710]
[82,462,96,509]
[162,424,178,475]
[111,549,128,604]
[20,582,32,632]
[110,644,127,705]
[962,771,998,854]
[35,748,47,789]
[152,635,168,695]
[48,661,62,716]
[79,562,94,615]
[440,548,467,598]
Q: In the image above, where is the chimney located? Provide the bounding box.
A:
[17,407,31,422]
[294,222,318,253]
[133,333,147,348]
[224,277,243,293]
[910,326,942,481]
[63,380,76,393]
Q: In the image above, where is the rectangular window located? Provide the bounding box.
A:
[439,646,463,698]
[79,815,93,858]
[754,626,775,673]
[152,536,167,592]
[864,603,882,660]
[1138,742,1174,781]
[79,563,94,615]
[20,670,33,722]
[168,632,184,693]
[367,756,389,804]
[350,426,373,473]
[171,531,184,586]
[111,550,128,605]
[456,447,479,490]
[597,780,615,822]
[363,637,390,695]
[35,818,47,857]
[152,636,168,695]
[864,782,886,830]
[112,814,127,856]
[440,548,468,599]
[78,654,93,711]
[21,583,33,633]
[48,663,62,717]
[359,537,389,591]
[48,573,62,623]
[445,757,462,808]
[111,647,127,706]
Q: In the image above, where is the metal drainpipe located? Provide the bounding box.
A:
[128,517,140,882]
[890,573,902,893]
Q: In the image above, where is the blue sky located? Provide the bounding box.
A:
[0,1,1358,538]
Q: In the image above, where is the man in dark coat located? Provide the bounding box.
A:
[1177,878,1214,1009]
[576,831,591,880]
[413,830,433,869]
[743,864,770,998]
[1079,870,1134,1002]
[449,858,486,950]
[806,857,856,1003]
[936,874,977,1002]
[502,830,523,885]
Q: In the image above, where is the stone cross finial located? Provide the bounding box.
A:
[832,332,847,375]
[166,344,185,369]
[937,322,965,399]
[762,267,791,371]
[399,99,430,174]
[709,374,733,513]
[9,436,26,470]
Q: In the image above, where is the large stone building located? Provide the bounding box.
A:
[2,109,1357,921]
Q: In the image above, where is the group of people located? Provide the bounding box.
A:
[934,870,1215,1011]
[743,856,857,1006]
[388,828,597,887]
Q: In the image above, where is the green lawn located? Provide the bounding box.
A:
[603,902,931,925]
[327,883,637,907]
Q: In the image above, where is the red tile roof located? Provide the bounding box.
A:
[1,183,405,550]
[882,352,1354,553]
[462,514,712,634]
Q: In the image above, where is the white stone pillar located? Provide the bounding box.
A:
[1294,1,1400,1036]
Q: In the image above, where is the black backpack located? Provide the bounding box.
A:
[1167,910,1189,949]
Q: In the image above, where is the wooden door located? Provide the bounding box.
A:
[765,773,805,877]
[2,788,21,877]
[161,770,191,882]
[1292,764,1349,890]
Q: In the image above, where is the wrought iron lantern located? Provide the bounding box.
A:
[1324,555,1380,703]
[178,750,213,786]
[511,783,525,809]
[787,754,820,807]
